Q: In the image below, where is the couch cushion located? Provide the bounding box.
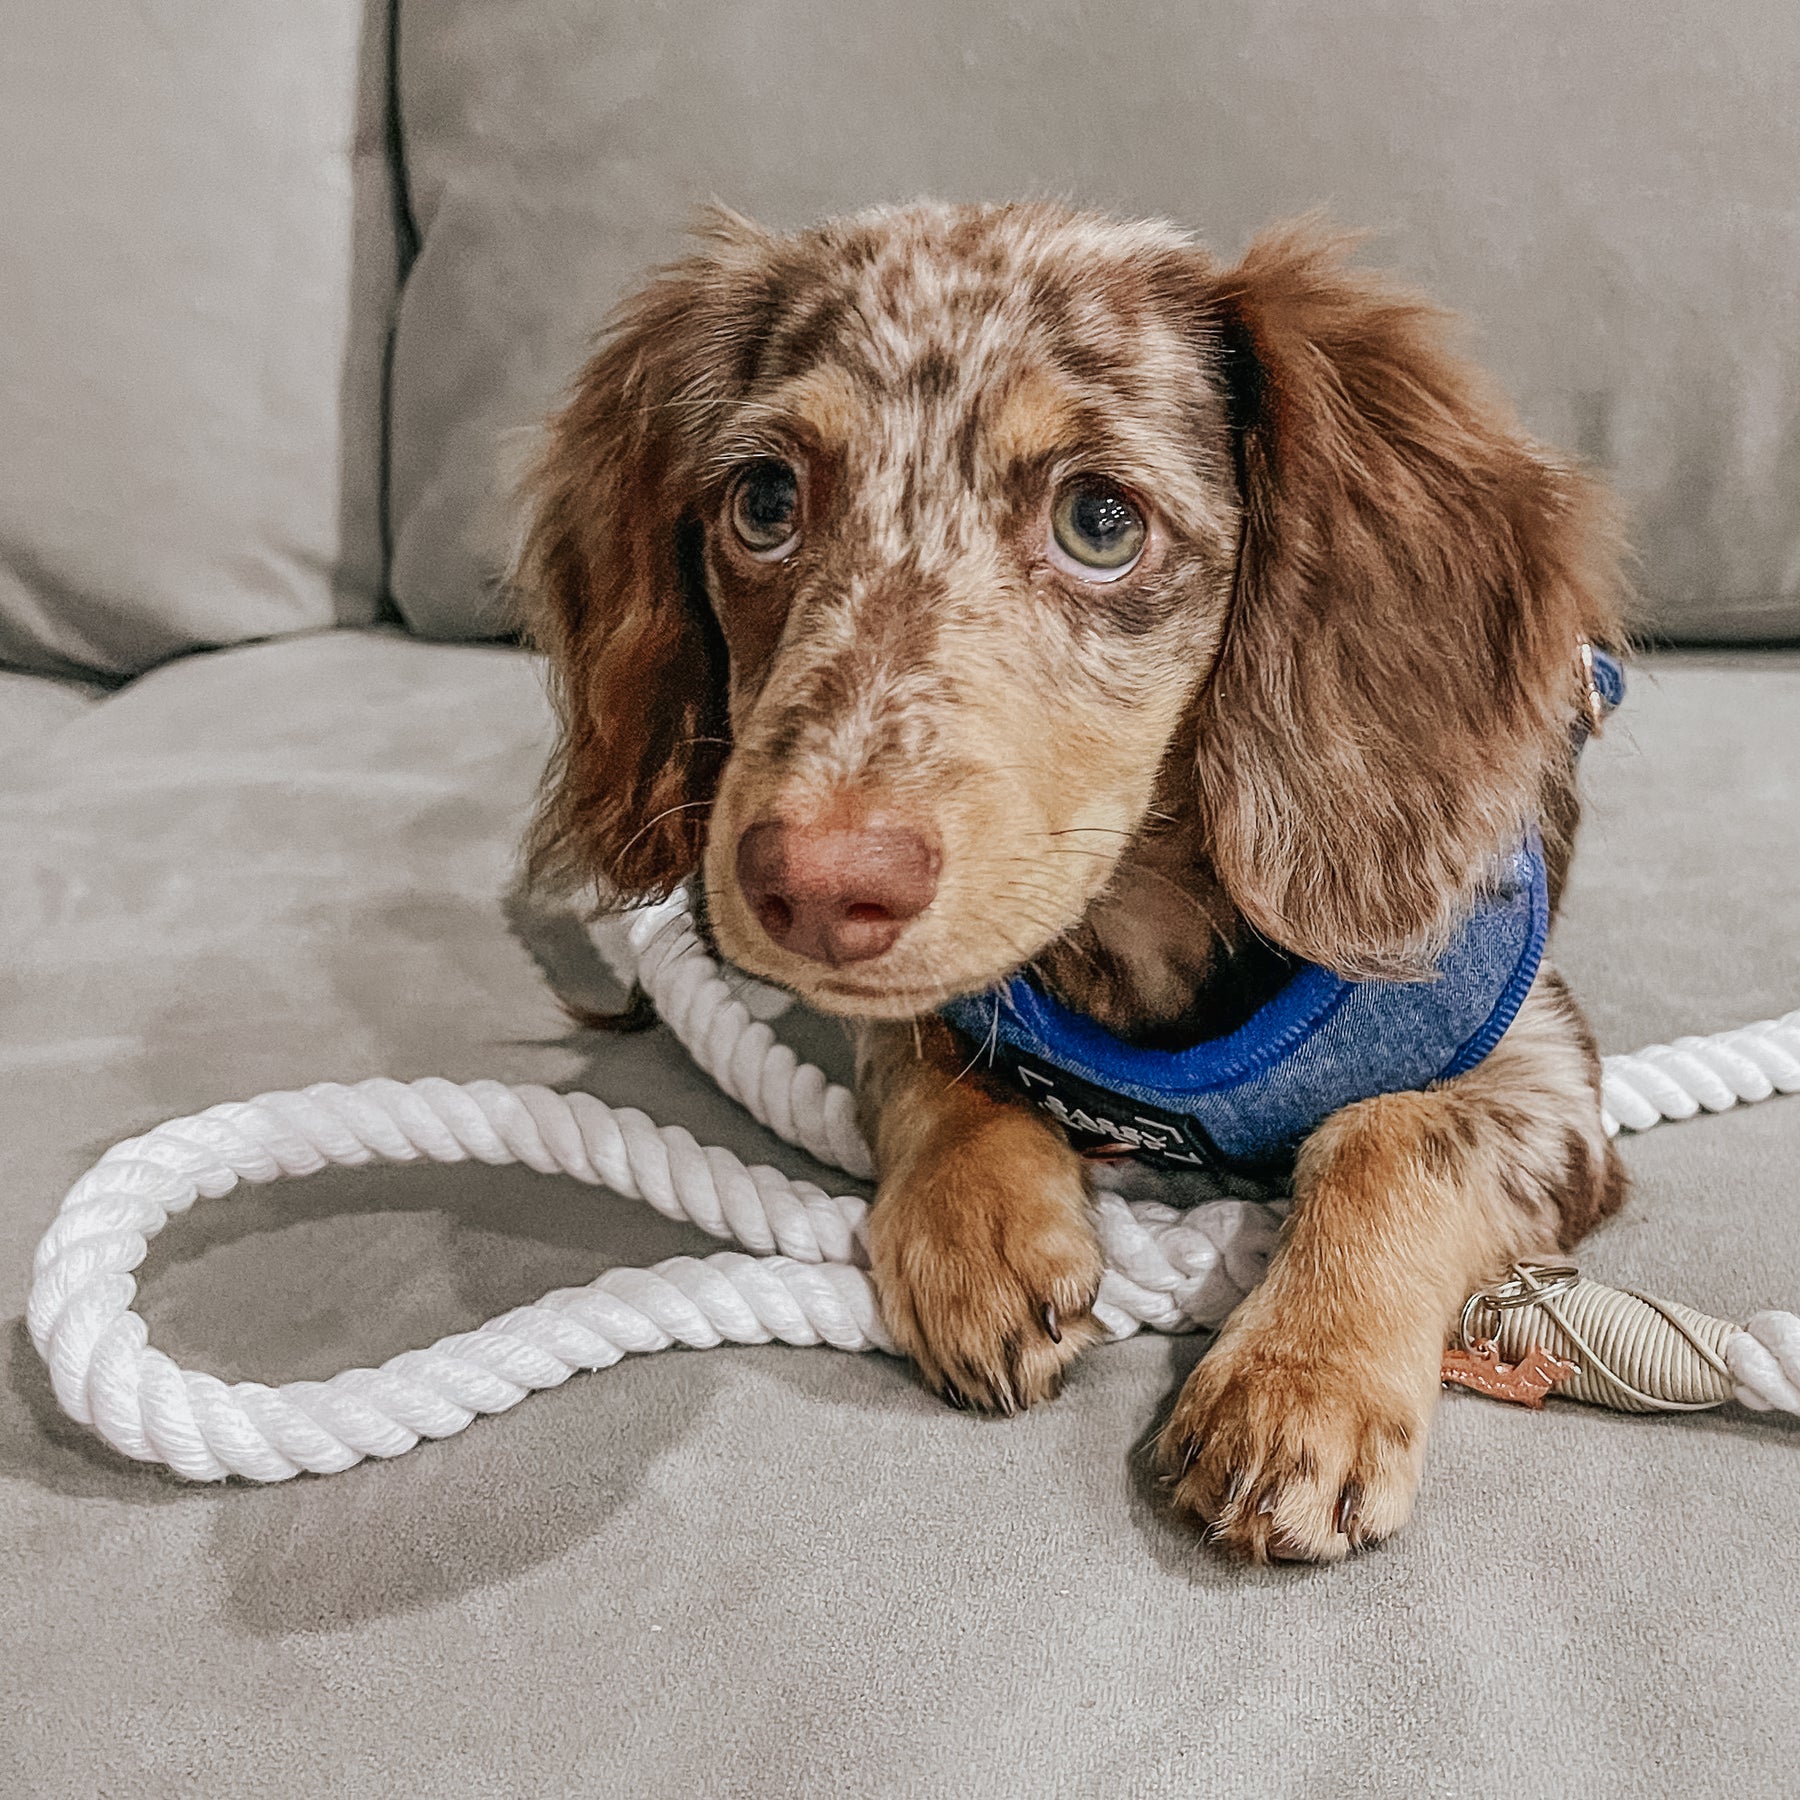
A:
[0,667,103,770]
[0,2,397,680]
[2,636,1797,1794]
[388,0,1800,644]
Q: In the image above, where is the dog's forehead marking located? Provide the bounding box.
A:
[984,365,1083,471]
[770,211,1163,391]
[747,363,868,450]
[726,206,1241,567]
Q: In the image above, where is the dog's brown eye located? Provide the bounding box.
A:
[730,459,801,557]
[1050,478,1146,580]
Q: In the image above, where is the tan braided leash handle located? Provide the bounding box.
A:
[1442,1262,1800,1414]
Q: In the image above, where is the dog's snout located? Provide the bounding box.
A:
[735,818,940,965]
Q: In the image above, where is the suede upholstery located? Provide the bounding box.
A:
[0,2,394,678]
[3,635,1797,1795]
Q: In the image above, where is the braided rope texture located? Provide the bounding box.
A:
[26,1078,1283,1482]
[23,894,1800,1482]
[616,896,874,1179]
[1601,1007,1800,1135]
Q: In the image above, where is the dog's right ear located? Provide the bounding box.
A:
[1187,224,1624,977]
[517,222,775,903]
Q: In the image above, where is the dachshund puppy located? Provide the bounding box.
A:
[518,201,1626,1563]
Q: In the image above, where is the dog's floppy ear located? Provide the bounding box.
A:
[1193,225,1624,978]
[517,222,774,903]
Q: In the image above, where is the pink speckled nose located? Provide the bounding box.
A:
[735,817,940,965]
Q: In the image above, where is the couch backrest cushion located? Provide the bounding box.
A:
[0,2,397,680]
[388,0,1800,644]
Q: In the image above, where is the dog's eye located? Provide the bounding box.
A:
[1049,478,1146,580]
[730,460,801,557]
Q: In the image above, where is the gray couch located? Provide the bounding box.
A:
[4,5,1797,1795]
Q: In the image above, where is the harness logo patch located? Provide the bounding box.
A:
[995,1050,1228,1173]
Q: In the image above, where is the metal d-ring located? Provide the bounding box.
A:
[1459,1261,1582,1351]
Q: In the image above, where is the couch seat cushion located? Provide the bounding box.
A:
[2,634,1796,1795]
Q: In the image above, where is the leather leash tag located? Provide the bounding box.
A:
[1440,1340,1578,1408]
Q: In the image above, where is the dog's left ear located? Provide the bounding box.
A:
[1191,225,1625,978]
[516,213,779,904]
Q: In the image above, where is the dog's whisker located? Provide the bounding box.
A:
[621,899,716,977]
[610,798,713,869]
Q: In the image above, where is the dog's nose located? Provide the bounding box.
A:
[735,817,940,965]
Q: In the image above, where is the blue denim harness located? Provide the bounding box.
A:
[940,648,1624,1175]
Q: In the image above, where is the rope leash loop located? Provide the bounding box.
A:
[23,892,1800,1481]
[24,1076,1285,1482]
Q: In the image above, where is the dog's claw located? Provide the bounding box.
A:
[1041,1302,1061,1344]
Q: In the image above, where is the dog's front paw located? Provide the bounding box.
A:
[1155,1316,1433,1564]
[868,1131,1104,1414]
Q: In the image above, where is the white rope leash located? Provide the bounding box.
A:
[24,1079,1276,1482]
[591,893,875,1180]
[1600,1010,1800,1135]
[25,892,1800,1482]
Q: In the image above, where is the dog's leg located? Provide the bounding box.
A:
[1156,972,1624,1562]
[858,1017,1105,1412]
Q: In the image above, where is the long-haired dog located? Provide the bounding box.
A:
[517,201,1626,1563]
